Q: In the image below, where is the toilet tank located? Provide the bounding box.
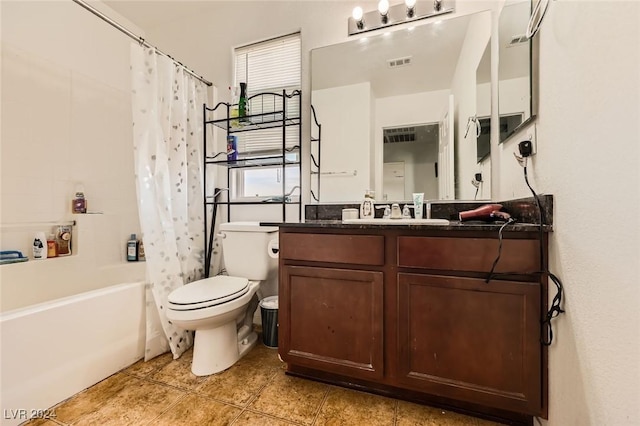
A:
[219,222,279,280]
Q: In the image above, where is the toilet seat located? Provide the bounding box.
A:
[168,276,250,311]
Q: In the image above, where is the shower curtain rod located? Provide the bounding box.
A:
[72,0,212,87]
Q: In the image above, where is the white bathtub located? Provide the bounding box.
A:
[0,279,146,426]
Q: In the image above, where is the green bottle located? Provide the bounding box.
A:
[239,82,247,118]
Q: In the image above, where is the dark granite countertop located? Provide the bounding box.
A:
[262,219,551,233]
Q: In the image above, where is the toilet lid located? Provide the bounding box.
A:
[168,276,250,311]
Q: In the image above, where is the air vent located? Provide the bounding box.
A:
[508,34,528,47]
[384,127,416,143]
[387,56,412,68]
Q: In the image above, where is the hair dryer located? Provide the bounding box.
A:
[459,203,511,222]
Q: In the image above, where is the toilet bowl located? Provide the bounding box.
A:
[166,222,278,376]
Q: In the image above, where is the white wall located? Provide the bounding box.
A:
[495,2,640,424]
[0,1,141,262]
[312,83,372,202]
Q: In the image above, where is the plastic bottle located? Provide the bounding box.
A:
[72,192,87,213]
[127,234,139,261]
[33,232,47,260]
[360,190,375,219]
[138,238,146,261]
[46,234,58,258]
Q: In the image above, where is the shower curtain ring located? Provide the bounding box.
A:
[138,36,145,47]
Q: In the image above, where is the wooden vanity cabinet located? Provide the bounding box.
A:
[278,227,548,423]
[278,233,385,381]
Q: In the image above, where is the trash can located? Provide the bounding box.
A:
[259,295,279,348]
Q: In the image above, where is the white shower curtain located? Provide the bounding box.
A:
[130,44,207,361]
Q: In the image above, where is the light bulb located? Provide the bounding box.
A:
[378,0,389,16]
[352,6,364,21]
[405,0,416,18]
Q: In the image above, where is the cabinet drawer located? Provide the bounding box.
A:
[398,236,539,273]
[280,233,384,265]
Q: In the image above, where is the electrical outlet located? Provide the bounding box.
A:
[526,124,537,155]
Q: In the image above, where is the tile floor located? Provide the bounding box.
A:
[26,340,504,426]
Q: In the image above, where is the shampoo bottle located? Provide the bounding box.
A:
[127,234,138,261]
[33,231,47,260]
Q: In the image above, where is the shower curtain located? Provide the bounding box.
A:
[130,44,208,360]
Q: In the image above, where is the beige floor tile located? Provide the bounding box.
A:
[315,387,396,426]
[52,372,132,423]
[149,351,206,390]
[396,400,503,426]
[71,376,184,425]
[195,353,280,407]
[151,393,241,425]
[21,419,58,426]
[237,343,286,372]
[249,372,328,425]
[232,410,299,425]
[123,351,174,378]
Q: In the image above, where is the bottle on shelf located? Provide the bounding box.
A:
[127,233,139,261]
[46,234,58,258]
[238,82,248,120]
[72,191,87,214]
[33,232,47,260]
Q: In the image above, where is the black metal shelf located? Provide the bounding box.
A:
[206,112,300,133]
[203,90,303,277]
[205,147,300,168]
[204,200,301,206]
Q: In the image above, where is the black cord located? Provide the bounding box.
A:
[474,186,479,200]
[524,165,565,346]
[485,218,516,283]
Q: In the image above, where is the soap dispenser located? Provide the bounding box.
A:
[360,190,375,219]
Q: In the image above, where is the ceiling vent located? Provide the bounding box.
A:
[508,34,529,47]
[384,127,416,143]
[387,56,412,68]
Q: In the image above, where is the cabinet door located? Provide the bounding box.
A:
[396,273,542,415]
[280,265,384,381]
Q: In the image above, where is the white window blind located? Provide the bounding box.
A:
[234,33,301,154]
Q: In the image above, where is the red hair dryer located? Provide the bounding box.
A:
[459,204,510,222]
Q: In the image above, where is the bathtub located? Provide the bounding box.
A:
[0,215,147,426]
[0,280,146,426]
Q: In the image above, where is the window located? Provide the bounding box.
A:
[232,33,301,200]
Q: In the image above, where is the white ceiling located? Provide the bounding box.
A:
[103,0,215,31]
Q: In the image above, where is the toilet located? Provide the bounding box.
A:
[166,221,279,376]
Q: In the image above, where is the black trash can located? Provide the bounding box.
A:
[260,296,278,348]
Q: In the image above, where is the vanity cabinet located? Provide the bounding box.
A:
[278,226,548,423]
[279,233,385,381]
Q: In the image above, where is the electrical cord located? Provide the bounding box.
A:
[485,218,517,284]
[523,163,565,346]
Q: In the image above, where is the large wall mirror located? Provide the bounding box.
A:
[498,0,536,143]
[311,10,492,203]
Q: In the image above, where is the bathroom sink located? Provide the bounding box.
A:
[342,218,450,225]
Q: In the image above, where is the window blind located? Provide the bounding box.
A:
[234,33,301,154]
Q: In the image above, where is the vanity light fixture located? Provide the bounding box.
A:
[349,0,454,36]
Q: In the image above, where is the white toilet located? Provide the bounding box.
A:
[166,221,279,376]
